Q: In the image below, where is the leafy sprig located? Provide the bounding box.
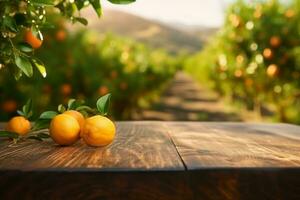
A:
[0,0,136,79]
[0,94,113,143]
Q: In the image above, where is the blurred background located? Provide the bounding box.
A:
[0,0,300,124]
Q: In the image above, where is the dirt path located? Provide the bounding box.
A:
[136,72,243,121]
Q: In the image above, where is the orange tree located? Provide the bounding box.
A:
[0,0,135,80]
[0,18,178,120]
[185,0,300,123]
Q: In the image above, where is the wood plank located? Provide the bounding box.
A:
[0,171,192,200]
[186,168,300,200]
[0,122,189,199]
[165,122,300,200]
[0,121,184,171]
[166,122,300,168]
[1,121,300,200]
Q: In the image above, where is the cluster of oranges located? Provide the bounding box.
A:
[5,110,116,147]
[50,111,115,147]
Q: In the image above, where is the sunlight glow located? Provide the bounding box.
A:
[102,0,234,27]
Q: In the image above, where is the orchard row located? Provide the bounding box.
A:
[0,18,178,120]
[185,0,300,123]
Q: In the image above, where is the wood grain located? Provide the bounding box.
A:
[1,121,300,199]
[166,122,300,168]
[0,171,192,200]
[0,122,184,170]
[187,168,300,200]
[164,122,300,200]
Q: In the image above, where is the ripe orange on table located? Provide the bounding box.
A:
[82,115,116,147]
[64,110,85,136]
[6,116,31,135]
[49,114,80,146]
[24,29,43,49]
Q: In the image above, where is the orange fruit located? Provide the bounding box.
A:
[2,100,17,113]
[49,114,80,145]
[254,10,262,19]
[64,110,85,136]
[82,115,116,147]
[24,29,43,49]
[98,86,109,96]
[55,30,66,41]
[244,78,253,87]
[229,14,241,27]
[120,82,128,90]
[270,36,281,48]
[42,84,52,94]
[6,116,31,135]
[263,48,273,59]
[285,9,295,18]
[110,70,118,79]
[234,70,243,78]
[267,64,279,77]
[60,84,72,96]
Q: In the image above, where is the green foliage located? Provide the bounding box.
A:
[0,0,135,79]
[17,99,33,118]
[97,93,111,116]
[185,0,300,123]
[0,17,177,120]
[0,131,19,139]
[39,111,58,119]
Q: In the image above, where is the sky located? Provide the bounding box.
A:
[102,0,235,27]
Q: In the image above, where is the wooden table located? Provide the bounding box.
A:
[0,122,300,200]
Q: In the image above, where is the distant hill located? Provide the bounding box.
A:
[193,27,219,43]
[75,9,203,54]
[171,22,219,43]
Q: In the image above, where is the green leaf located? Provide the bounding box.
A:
[96,93,111,116]
[39,22,55,29]
[17,42,33,53]
[39,111,57,119]
[75,0,86,10]
[31,0,54,6]
[13,68,23,80]
[3,16,18,32]
[58,104,66,113]
[107,0,135,4]
[89,0,102,17]
[14,13,27,26]
[67,99,76,110]
[30,27,43,41]
[76,105,93,112]
[32,58,47,78]
[22,99,33,118]
[27,136,43,141]
[74,17,88,25]
[32,119,50,131]
[0,131,19,139]
[37,132,50,138]
[15,55,33,77]
[17,110,25,117]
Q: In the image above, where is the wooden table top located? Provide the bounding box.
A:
[1,121,300,170]
[1,121,300,200]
